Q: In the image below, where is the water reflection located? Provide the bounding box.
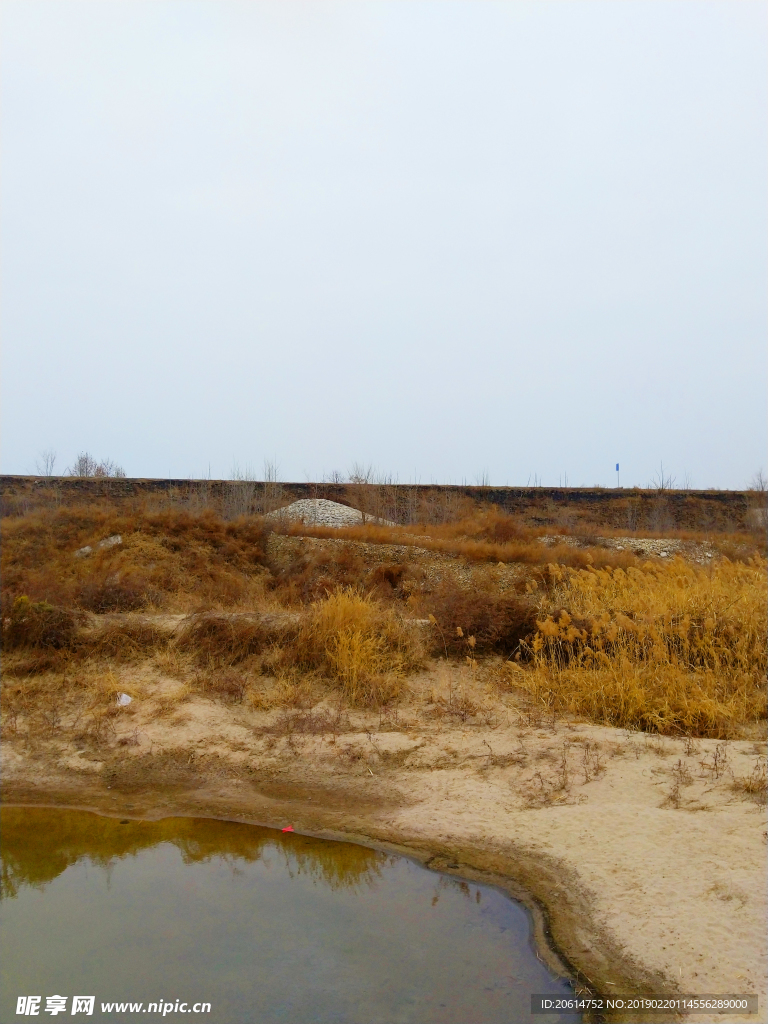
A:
[1,807,578,1023]
[1,808,386,899]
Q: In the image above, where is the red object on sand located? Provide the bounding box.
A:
[282,826,294,832]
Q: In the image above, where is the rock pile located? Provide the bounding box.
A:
[265,498,395,528]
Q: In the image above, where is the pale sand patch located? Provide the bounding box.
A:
[3,664,765,1024]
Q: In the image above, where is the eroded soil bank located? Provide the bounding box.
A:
[3,666,765,1024]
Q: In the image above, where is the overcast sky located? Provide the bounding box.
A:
[1,1,766,487]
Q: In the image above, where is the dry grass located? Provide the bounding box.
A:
[285,499,763,565]
[287,519,644,571]
[81,619,170,661]
[267,543,419,606]
[508,556,767,737]
[1,596,81,650]
[287,588,424,705]
[421,583,537,657]
[1,657,146,751]
[175,613,295,668]
[3,499,764,728]
[1,507,270,613]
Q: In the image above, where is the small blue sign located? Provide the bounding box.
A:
[616,463,619,472]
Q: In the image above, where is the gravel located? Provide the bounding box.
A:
[541,534,714,563]
[265,498,395,528]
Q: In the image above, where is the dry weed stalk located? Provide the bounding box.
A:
[730,757,767,805]
[699,742,730,780]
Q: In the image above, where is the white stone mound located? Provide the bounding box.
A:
[264,498,395,528]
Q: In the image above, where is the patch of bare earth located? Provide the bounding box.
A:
[3,656,765,1024]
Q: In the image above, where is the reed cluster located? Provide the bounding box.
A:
[513,556,767,736]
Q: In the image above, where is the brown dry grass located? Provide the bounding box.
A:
[1,507,270,613]
[420,583,537,657]
[1,596,81,650]
[730,756,768,805]
[175,613,296,668]
[284,501,764,567]
[266,544,419,606]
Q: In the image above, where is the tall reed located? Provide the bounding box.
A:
[513,556,767,736]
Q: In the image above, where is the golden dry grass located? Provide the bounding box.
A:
[286,502,764,568]
[291,588,424,705]
[285,520,643,571]
[508,556,767,736]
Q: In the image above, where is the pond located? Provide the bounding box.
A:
[1,807,578,1023]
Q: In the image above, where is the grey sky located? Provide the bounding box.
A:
[2,1,766,488]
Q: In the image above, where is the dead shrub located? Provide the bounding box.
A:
[368,562,411,598]
[82,620,169,661]
[176,613,296,667]
[423,584,536,657]
[430,688,480,723]
[353,672,406,707]
[73,705,120,748]
[75,573,158,613]
[469,509,530,544]
[267,546,369,603]
[1,649,71,676]
[1,596,80,650]
[258,704,351,737]
[194,669,247,704]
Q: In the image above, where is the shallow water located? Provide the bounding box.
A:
[1,808,578,1023]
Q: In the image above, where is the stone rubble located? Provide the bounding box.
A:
[265,498,395,528]
[541,534,715,563]
[74,534,122,558]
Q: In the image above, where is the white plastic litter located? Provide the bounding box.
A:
[75,546,93,558]
[116,693,133,706]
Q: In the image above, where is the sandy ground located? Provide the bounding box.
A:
[2,662,766,1024]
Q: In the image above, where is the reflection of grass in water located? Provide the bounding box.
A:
[0,808,384,899]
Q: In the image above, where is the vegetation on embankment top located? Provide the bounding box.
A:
[1,473,763,535]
